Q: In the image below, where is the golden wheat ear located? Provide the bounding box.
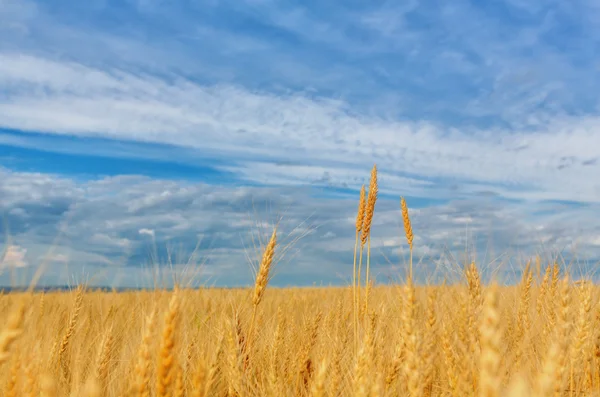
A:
[246,226,277,346]
[479,283,502,397]
[157,289,180,397]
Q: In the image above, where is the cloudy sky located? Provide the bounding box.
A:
[1,0,600,288]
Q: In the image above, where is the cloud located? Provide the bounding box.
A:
[1,52,600,203]
[3,0,599,119]
[1,244,28,269]
[139,228,155,237]
[0,168,599,288]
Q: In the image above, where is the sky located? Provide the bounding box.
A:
[1,0,600,288]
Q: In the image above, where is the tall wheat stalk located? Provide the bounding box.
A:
[361,165,378,319]
[246,226,277,363]
[401,197,414,280]
[352,184,366,353]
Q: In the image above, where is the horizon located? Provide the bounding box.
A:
[1,0,600,288]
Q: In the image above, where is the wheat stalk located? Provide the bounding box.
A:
[246,226,277,365]
[133,306,157,397]
[57,285,84,382]
[479,283,502,397]
[353,184,366,354]
[362,165,378,318]
[157,289,180,397]
[401,197,414,279]
[0,300,25,366]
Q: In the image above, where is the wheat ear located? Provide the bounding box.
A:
[479,283,502,397]
[57,285,84,373]
[353,184,366,354]
[246,227,277,363]
[362,164,377,317]
[157,289,180,397]
[401,197,414,279]
[133,306,157,397]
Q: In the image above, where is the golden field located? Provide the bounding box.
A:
[0,165,599,396]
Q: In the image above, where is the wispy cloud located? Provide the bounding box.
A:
[2,52,600,202]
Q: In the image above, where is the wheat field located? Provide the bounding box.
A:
[1,165,599,397]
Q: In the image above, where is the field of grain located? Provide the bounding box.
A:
[0,165,599,396]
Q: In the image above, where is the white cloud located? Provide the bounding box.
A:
[0,168,598,287]
[1,244,28,268]
[1,54,600,202]
[139,228,155,237]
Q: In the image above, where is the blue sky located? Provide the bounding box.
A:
[1,0,600,287]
